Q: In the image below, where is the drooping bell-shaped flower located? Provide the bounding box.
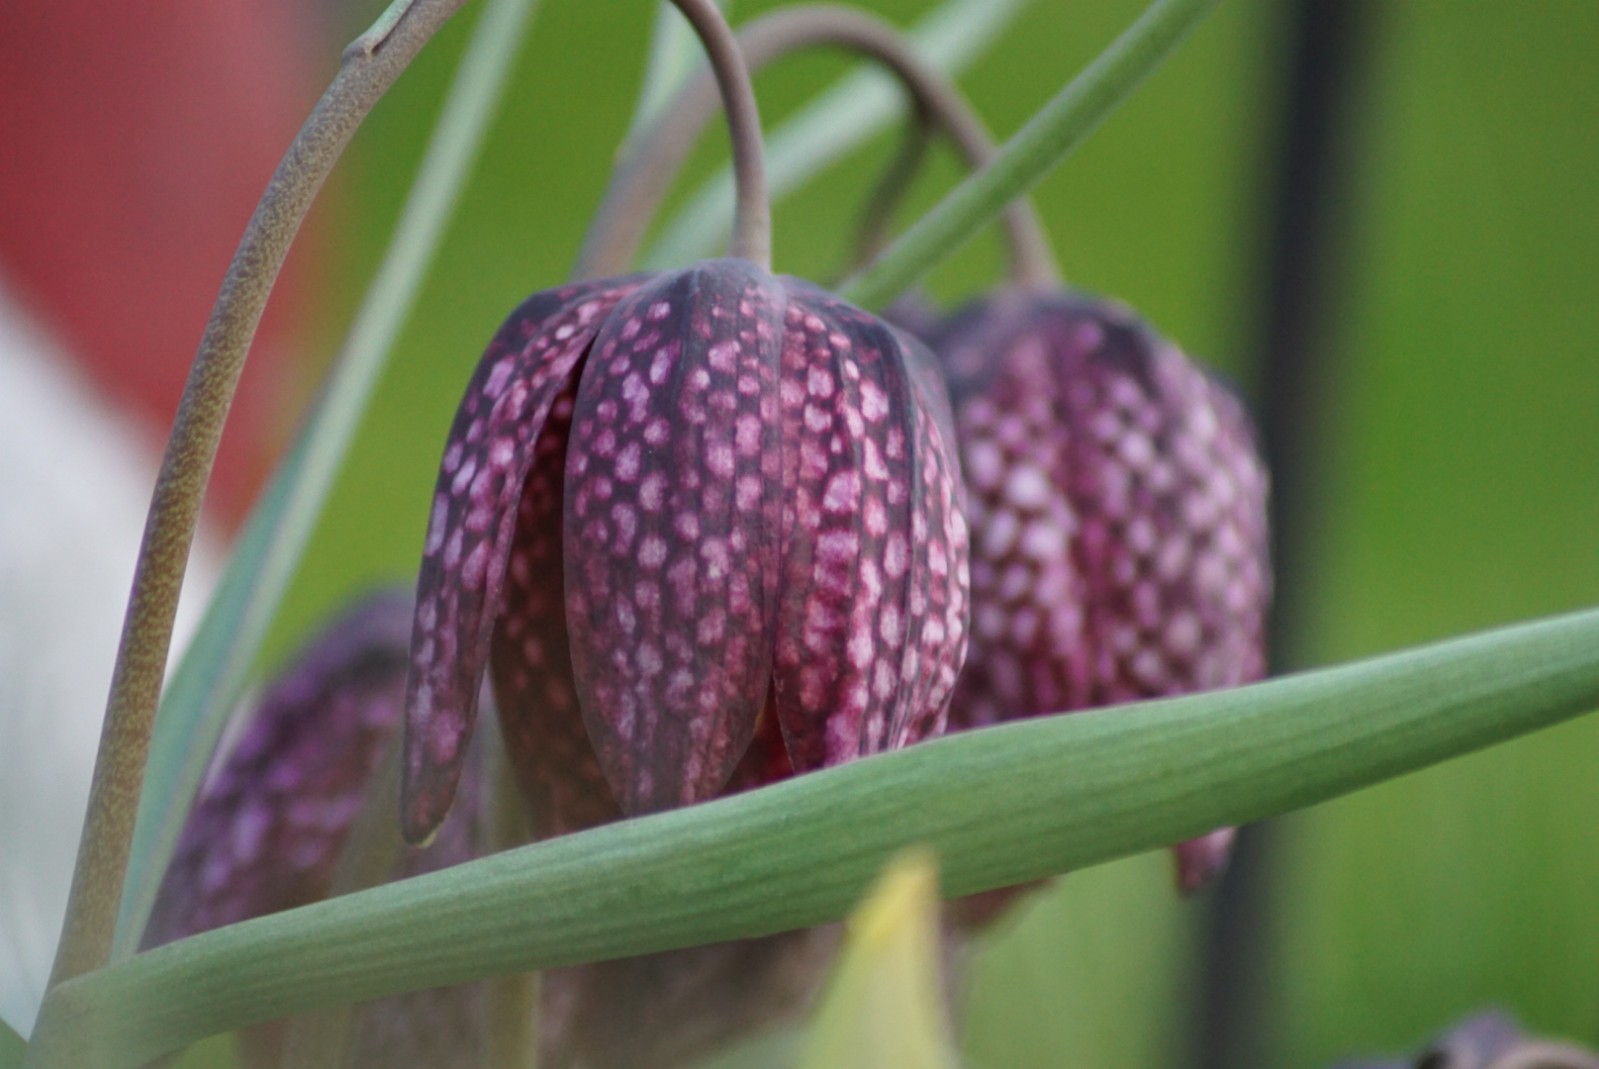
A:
[402,257,969,844]
[145,589,487,1069]
[913,289,1270,904]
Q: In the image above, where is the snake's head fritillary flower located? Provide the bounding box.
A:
[401,257,969,844]
[145,589,486,1069]
[917,290,1270,905]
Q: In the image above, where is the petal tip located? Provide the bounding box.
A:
[1173,826,1236,895]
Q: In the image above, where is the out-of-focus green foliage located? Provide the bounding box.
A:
[251,2,1598,1068]
[798,850,960,1069]
[1262,4,1599,1064]
[0,1018,23,1069]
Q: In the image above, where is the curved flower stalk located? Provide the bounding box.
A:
[573,4,1058,291]
[0,285,221,1037]
[919,289,1270,915]
[0,1,320,1033]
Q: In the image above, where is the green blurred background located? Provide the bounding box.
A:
[248,0,1598,1065]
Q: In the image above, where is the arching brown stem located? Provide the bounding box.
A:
[573,3,1059,289]
[669,0,772,269]
[43,0,470,994]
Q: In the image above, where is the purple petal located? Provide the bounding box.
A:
[490,378,624,837]
[145,589,415,947]
[934,292,1269,922]
[403,277,642,842]
[769,282,969,771]
[563,261,786,815]
[1063,309,1269,705]
[1172,827,1235,894]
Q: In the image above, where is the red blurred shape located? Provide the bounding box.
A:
[0,1,324,522]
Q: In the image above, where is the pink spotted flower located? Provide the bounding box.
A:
[402,257,969,846]
[921,290,1271,905]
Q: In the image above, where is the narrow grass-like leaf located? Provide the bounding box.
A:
[641,0,1026,269]
[840,0,1218,309]
[799,850,959,1069]
[30,607,1599,1069]
[113,0,541,960]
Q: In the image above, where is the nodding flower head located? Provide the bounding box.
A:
[402,257,969,844]
[916,290,1270,899]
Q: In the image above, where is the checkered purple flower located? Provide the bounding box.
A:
[920,290,1270,902]
[401,258,969,846]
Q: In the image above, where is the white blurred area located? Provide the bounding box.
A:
[0,279,217,1037]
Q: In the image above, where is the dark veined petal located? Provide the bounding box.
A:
[490,378,624,838]
[403,276,643,843]
[937,298,1092,726]
[563,260,786,815]
[1326,1011,1599,1069]
[146,590,414,946]
[1062,308,1268,704]
[769,281,969,772]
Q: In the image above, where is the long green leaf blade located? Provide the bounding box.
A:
[840,0,1218,309]
[33,607,1599,1068]
[641,0,1026,269]
[113,0,541,960]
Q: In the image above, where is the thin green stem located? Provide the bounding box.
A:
[28,606,1599,1068]
[114,0,539,961]
[45,0,470,993]
[840,0,1219,309]
[669,0,771,268]
[643,0,1026,270]
[574,4,1057,288]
